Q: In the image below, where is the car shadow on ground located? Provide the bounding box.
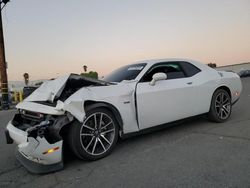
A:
[62,114,212,167]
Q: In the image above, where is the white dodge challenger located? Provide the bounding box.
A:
[5,58,242,173]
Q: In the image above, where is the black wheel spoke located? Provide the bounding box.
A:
[223,98,229,105]
[101,135,111,145]
[220,93,223,103]
[82,124,94,131]
[101,128,115,135]
[81,133,93,137]
[99,113,103,129]
[101,121,112,130]
[98,138,106,152]
[92,138,98,154]
[94,114,98,129]
[215,91,231,120]
[85,137,95,150]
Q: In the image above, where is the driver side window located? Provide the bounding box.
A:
[141,62,186,82]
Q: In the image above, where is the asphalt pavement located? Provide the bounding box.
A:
[0,78,250,188]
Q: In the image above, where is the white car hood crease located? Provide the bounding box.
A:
[25,74,70,102]
[16,74,72,116]
[24,74,110,103]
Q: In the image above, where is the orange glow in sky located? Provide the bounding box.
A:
[2,0,250,80]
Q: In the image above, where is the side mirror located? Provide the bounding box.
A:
[149,72,167,86]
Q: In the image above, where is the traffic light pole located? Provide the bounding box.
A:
[0,3,9,109]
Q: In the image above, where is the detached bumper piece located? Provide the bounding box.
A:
[16,150,63,174]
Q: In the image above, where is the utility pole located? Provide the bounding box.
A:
[0,0,9,109]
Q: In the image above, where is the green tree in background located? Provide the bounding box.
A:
[81,71,98,79]
[207,63,217,68]
[81,65,98,79]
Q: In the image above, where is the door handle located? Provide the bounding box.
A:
[187,82,193,85]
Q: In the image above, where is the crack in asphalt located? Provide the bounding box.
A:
[182,117,250,138]
[224,118,250,125]
[47,166,94,187]
[191,131,250,142]
[37,173,61,188]
[47,175,60,188]
[0,165,22,177]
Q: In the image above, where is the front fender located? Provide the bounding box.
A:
[62,88,93,122]
[61,85,139,134]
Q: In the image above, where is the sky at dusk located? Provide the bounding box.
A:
[2,0,250,81]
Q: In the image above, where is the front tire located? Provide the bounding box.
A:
[68,107,119,160]
[208,89,232,123]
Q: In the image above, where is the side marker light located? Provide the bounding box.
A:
[43,147,60,155]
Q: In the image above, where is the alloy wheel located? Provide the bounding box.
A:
[79,112,115,156]
[215,92,231,120]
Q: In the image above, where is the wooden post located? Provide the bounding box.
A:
[0,4,9,109]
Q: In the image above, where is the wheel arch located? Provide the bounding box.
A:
[209,85,232,110]
[213,85,232,99]
[209,85,232,109]
[59,100,124,140]
[83,100,124,133]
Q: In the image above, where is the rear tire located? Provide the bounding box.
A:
[208,89,232,123]
[68,107,119,160]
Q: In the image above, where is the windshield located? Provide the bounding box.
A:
[103,63,146,82]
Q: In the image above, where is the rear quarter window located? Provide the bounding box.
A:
[180,62,201,77]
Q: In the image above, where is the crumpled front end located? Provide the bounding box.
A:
[6,110,73,174]
[5,74,121,173]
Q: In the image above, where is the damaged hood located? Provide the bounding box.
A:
[24,74,110,103]
[16,75,136,122]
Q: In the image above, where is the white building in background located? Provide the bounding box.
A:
[216,62,250,73]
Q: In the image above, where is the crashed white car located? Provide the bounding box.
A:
[5,59,242,173]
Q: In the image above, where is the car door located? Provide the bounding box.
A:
[136,62,198,130]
